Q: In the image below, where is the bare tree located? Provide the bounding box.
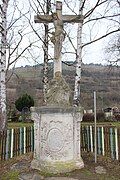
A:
[104,0,120,67]
[6,1,35,80]
[0,0,40,132]
[71,0,120,106]
[105,34,120,66]
[0,0,9,133]
[43,0,51,103]
[73,0,83,106]
[27,0,57,103]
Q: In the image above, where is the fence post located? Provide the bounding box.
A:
[94,91,97,163]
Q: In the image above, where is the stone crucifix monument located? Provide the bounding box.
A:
[31,1,84,174]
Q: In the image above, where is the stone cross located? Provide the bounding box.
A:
[34,1,83,76]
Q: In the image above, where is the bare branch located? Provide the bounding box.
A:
[84,0,108,19]
[84,14,120,25]
[8,43,32,67]
[82,28,120,48]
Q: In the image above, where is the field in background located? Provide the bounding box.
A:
[7,63,120,111]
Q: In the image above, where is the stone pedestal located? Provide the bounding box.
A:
[31,106,84,174]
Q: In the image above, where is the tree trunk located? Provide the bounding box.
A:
[0,0,9,133]
[73,0,83,106]
[43,0,51,103]
[43,24,49,103]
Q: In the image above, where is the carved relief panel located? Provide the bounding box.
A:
[40,113,73,161]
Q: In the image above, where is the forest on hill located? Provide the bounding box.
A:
[6,63,120,112]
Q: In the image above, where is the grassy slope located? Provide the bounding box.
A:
[7,63,120,110]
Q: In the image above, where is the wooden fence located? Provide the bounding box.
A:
[81,125,120,161]
[0,125,120,161]
[0,126,34,161]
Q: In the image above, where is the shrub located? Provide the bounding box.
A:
[82,113,94,122]
[115,114,120,121]
[82,112,105,122]
[96,112,105,122]
[15,94,34,112]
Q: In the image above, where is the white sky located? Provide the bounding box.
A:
[4,0,119,67]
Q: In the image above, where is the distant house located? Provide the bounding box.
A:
[84,109,93,114]
[104,107,119,118]
[104,107,112,112]
[104,107,113,117]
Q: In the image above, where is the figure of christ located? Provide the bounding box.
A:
[34,1,83,76]
[51,1,65,75]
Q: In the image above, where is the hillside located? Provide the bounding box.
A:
[6,63,120,111]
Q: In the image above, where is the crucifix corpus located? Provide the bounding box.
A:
[34,1,83,77]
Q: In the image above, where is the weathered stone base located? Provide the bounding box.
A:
[31,159,84,174]
[31,106,84,174]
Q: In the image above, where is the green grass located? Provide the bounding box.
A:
[8,122,120,128]
[8,122,33,128]
[1,170,20,180]
[82,122,120,128]
[7,117,120,129]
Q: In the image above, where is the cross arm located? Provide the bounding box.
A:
[34,15,84,23]
[63,15,84,23]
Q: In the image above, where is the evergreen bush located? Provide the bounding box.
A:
[15,94,34,112]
